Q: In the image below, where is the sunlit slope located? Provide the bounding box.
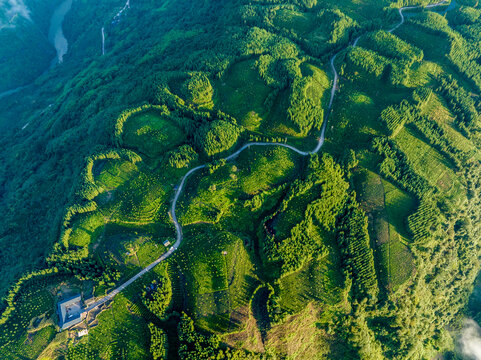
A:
[1,0,481,359]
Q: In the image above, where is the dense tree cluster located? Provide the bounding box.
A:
[379,100,417,137]
[180,73,214,107]
[336,198,378,301]
[149,323,168,360]
[410,11,481,91]
[363,30,423,66]
[408,197,443,243]
[262,154,348,274]
[178,313,259,360]
[318,9,358,45]
[265,284,287,325]
[168,145,199,168]
[194,120,242,156]
[436,75,479,134]
[142,278,172,320]
[372,137,432,198]
[47,243,120,285]
[345,47,407,86]
[448,5,481,25]
[287,76,324,135]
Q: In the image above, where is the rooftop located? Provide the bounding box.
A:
[57,294,83,330]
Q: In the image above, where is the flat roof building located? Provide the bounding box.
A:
[57,295,83,330]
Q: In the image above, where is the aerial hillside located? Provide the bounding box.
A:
[0,0,66,93]
[1,0,481,359]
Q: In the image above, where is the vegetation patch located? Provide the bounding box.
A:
[382,180,416,289]
[214,59,273,130]
[123,110,186,158]
[173,225,258,332]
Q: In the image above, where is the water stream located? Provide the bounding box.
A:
[48,0,73,64]
[101,0,131,55]
[0,0,73,100]
[101,27,105,55]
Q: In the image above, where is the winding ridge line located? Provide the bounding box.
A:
[82,0,449,315]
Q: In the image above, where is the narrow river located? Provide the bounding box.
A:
[49,0,73,64]
[0,0,72,100]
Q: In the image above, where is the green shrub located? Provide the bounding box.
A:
[195,120,242,156]
[180,73,214,106]
[168,145,198,168]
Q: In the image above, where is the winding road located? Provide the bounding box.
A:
[81,0,450,316]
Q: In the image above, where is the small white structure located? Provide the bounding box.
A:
[78,329,89,337]
[163,240,171,247]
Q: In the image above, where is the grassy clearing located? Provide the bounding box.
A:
[173,225,258,332]
[214,59,273,130]
[123,110,185,158]
[238,146,298,195]
[326,54,414,152]
[24,325,56,359]
[420,92,455,125]
[354,168,415,290]
[395,127,459,192]
[97,226,166,266]
[420,93,481,161]
[68,212,105,248]
[265,304,330,359]
[68,167,173,251]
[94,159,138,192]
[354,169,385,213]
[178,165,235,225]
[178,146,299,227]
[91,222,173,284]
[102,169,171,224]
[382,180,416,289]
[404,61,441,88]
[273,9,317,35]
[326,78,395,150]
[278,240,344,314]
[300,63,331,100]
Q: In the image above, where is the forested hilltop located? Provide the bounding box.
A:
[1,0,481,358]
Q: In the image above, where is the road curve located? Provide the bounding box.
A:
[81,0,450,316]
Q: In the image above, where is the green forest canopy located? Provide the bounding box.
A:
[1,0,481,359]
